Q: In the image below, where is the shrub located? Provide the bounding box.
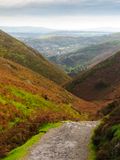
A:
[92,101,120,160]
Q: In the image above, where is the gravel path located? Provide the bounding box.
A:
[25,121,98,160]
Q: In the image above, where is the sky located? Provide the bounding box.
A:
[1,0,120,30]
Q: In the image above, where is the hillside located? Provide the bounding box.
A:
[51,41,120,75]
[0,30,70,85]
[0,57,98,158]
[65,51,120,103]
[92,100,120,160]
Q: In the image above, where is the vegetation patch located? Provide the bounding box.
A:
[91,101,120,160]
[0,84,83,158]
[2,122,62,160]
[111,124,120,139]
[88,142,96,160]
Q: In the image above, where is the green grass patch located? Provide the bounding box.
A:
[7,86,82,119]
[0,95,7,105]
[88,141,96,160]
[2,122,62,160]
[88,128,97,160]
[39,122,62,133]
[12,101,33,117]
[8,118,22,128]
[1,132,44,160]
[0,85,83,132]
[7,86,62,112]
[88,122,101,160]
[8,86,50,109]
[0,85,84,134]
[111,124,120,139]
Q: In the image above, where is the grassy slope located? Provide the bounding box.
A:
[0,30,70,85]
[91,101,120,160]
[2,122,62,160]
[65,51,120,103]
[0,57,97,158]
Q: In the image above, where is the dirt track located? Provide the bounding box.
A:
[25,121,98,160]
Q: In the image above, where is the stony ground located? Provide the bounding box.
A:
[25,121,98,160]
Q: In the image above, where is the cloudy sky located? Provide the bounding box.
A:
[1,0,120,30]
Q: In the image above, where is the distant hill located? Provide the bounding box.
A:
[51,41,120,75]
[10,31,110,58]
[65,51,120,102]
[0,26,55,33]
[0,30,70,84]
[9,31,120,76]
[0,57,97,157]
[10,34,109,58]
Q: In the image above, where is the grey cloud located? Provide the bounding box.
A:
[0,0,120,8]
[0,0,120,16]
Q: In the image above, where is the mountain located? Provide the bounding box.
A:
[0,30,70,84]
[65,51,120,103]
[0,57,98,158]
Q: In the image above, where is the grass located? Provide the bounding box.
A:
[91,103,120,160]
[38,122,62,133]
[88,142,96,160]
[1,133,44,160]
[0,84,84,158]
[0,95,7,105]
[8,86,58,111]
[7,86,82,119]
[0,86,85,126]
[88,122,102,160]
[111,124,120,139]
[88,129,97,160]
[2,122,62,160]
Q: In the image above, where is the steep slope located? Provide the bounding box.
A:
[92,100,120,160]
[0,57,98,158]
[0,30,70,84]
[66,51,120,102]
[51,41,120,75]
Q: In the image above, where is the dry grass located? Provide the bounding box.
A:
[0,57,97,158]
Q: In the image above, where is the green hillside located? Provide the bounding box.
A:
[91,100,120,160]
[0,30,71,84]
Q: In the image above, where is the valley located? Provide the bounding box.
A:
[0,56,96,158]
[0,28,120,160]
[8,29,120,76]
[0,30,70,85]
[10,31,110,58]
[0,30,99,160]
